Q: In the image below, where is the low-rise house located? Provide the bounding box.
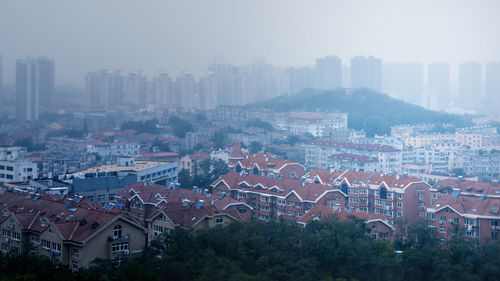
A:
[0,192,146,269]
[297,206,394,241]
[211,172,347,223]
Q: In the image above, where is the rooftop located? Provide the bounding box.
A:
[75,160,172,174]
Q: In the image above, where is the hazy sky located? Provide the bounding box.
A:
[1,0,499,85]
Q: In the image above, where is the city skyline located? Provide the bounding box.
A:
[1,0,500,85]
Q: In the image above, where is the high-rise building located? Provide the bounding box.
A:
[382,62,424,105]
[86,70,124,110]
[16,57,55,121]
[315,56,342,90]
[485,62,500,108]
[459,62,482,108]
[350,56,382,91]
[175,73,198,108]
[124,71,147,107]
[152,72,175,105]
[427,62,450,109]
[0,55,3,98]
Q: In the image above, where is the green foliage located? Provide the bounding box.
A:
[2,219,500,280]
[249,141,263,154]
[212,127,241,149]
[121,119,160,135]
[178,159,229,191]
[168,116,194,138]
[252,89,473,137]
[13,139,45,152]
[245,119,274,131]
[151,139,171,152]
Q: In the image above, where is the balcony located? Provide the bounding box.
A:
[108,234,130,243]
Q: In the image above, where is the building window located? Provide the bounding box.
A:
[11,232,20,240]
[72,261,79,270]
[52,242,62,252]
[113,225,122,239]
[111,242,129,252]
[440,227,446,233]
[41,239,50,249]
[216,217,223,224]
[492,232,499,239]
[380,187,387,199]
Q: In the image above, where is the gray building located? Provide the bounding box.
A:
[86,70,124,110]
[350,56,382,92]
[72,173,137,203]
[428,62,450,110]
[16,57,55,121]
[485,62,500,108]
[383,62,424,105]
[0,54,3,98]
[459,62,482,109]
[315,56,342,90]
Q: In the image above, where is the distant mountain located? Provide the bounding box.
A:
[251,88,473,137]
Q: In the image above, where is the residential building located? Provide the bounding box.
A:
[0,192,146,269]
[72,157,178,186]
[315,56,342,90]
[485,62,500,109]
[350,56,382,91]
[274,112,348,137]
[428,62,450,110]
[297,206,394,241]
[459,62,482,109]
[212,172,348,223]
[228,144,305,180]
[16,57,55,121]
[0,147,37,183]
[302,169,431,225]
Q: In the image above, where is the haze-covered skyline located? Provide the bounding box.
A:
[1,0,500,85]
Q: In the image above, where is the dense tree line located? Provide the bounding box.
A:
[178,158,229,191]
[121,119,160,135]
[252,89,473,137]
[1,218,500,281]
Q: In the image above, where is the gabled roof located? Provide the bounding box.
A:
[229,142,244,159]
[0,192,143,244]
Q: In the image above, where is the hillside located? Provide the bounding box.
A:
[252,88,473,136]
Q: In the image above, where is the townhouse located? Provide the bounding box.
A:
[0,192,146,269]
[211,172,347,223]
[228,143,305,180]
[302,169,431,225]
[426,179,500,243]
[116,182,253,243]
[303,140,402,174]
[297,205,395,241]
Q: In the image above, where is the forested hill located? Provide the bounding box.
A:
[252,88,473,136]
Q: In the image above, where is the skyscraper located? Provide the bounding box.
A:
[124,71,147,107]
[0,55,3,98]
[315,56,342,90]
[485,62,500,108]
[350,56,382,91]
[153,72,175,105]
[16,57,55,121]
[86,70,124,110]
[459,62,482,109]
[382,63,424,105]
[427,62,450,110]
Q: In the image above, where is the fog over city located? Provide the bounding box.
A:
[1,1,500,279]
[1,0,500,83]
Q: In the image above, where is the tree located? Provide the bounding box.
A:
[168,116,193,138]
[249,141,263,154]
[177,169,191,189]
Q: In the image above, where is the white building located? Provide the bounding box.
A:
[275,112,348,137]
[0,147,37,183]
[87,142,140,158]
